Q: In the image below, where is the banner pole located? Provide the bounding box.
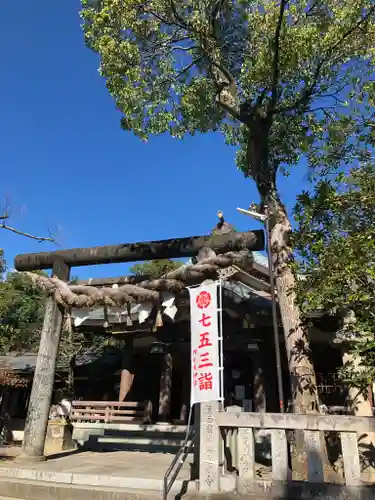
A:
[218,280,224,408]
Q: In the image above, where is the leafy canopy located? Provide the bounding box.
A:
[293,162,375,384]
[81,0,375,191]
[0,271,46,354]
[130,259,183,277]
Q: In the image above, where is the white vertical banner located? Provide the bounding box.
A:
[189,282,220,405]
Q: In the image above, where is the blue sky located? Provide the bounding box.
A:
[0,0,308,280]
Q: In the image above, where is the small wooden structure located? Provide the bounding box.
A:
[70,400,152,424]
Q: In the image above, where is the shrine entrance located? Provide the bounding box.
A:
[13,227,264,461]
[224,351,254,410]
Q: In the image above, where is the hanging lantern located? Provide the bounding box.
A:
[149,342,167,355]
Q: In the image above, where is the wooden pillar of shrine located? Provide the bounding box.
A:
[119,342,134,402]
[179,350,190,423]
[158,352,173,423]
[20,259,70,462]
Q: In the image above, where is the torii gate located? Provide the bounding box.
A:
[14,229,264,462]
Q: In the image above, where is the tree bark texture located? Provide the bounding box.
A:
[246,121,319,413]
[268,200,319,414]
[267,197,328,480]
[246,110,323,479]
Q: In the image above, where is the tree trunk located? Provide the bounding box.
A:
[247,122,319,412]
[266,196,324,480]
[268,199,319,414]
[247,122,323,479]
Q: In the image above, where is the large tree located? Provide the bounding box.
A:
[293,161,375,473]
[0,208,56,352]
[81,0,375,413]
[0,268,94,392]
[0,271,46,354]
[293,162,375,412]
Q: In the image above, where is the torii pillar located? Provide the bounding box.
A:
[19,259,70,461]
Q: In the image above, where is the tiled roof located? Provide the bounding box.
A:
[0,354,37,372]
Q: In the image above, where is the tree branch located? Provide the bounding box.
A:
[327,5,375,58]
[270,0,288,108]
[270,59,323,115]
[168,0,192,30]
[292,0,325,26]
[271,4,375,116]
[211,60,241,120]
[1,214,55,243]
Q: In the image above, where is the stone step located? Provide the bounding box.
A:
[96,430,189,440]
[0,478,178,500]
[1,477,372,500]
[11,424,190,445]
[73,423,193,453]
[83,438,194,454]
[73,424,189,440]
[73,423,188,434]
[0,474,198,500]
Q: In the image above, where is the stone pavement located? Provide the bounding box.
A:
[0,446,194,493]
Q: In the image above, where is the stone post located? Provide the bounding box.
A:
[158,352,173,423]
[20,259,69,461]
[199,401,220,492]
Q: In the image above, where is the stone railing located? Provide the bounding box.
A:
[198,404,375,498]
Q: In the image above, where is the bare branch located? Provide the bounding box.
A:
[146,9,175,27]
[175,57,203,78]
[1,223,55,243]
[1,213,56,243]
[171,44,198,52]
